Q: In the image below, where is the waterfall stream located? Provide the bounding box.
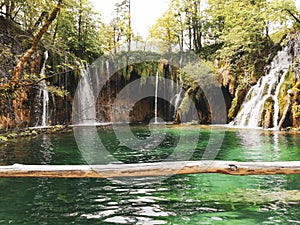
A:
[154,71,159,124]
[40,80,49,127]
[173,72,183,119]
[36,51,49,127]
[73,64,97,125]
[105,60,111,103]
[231,46,293,129]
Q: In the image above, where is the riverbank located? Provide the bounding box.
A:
[0,125,70,143]
[1,122,300,144]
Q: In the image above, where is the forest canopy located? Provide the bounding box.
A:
[0,0,298,61]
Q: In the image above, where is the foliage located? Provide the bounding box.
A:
[149,8,181,53]
[150,0,299,80]
[0,0,105,62]
[269,0,298,25]
[149,0,206,53]
[0,135,8,142]
[181,61,216,87]
[0,125,67,143]
[107,0,134,53]
[48,0,104,62]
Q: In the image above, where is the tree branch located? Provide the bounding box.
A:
[12,0,63,83]
[285,9,300,26]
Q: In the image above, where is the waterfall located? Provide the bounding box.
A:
[231,46,293,129]
[105,60,110,74]
[154,71,159,124]
[36,51,49,127]
[40,80,49,127]
[106,60,111,102]
[173,72,183,119]
[73,64,97,125]
[172,56,184,119]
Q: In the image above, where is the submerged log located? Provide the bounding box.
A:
[0,161,300,178]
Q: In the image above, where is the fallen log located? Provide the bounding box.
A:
[0,161,300,178]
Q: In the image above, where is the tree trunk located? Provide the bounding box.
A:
[127,0,131,52]
[12,0,63,83]
[0,161,300,178]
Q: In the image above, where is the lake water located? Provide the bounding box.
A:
[0,125,299,224]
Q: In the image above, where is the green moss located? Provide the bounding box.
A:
[178,88,194,114]
[269,28,289,44]
[264,97,274,109]
[175,87,197,123]
[277,68,299,119]
[292,104,300,118]
[0,126,66,143]
[0,135,8,143]
[228,83,249,120]
[261,98,274,128]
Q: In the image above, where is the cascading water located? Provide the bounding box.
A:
[231,46,293,129]
[73,63,97,125]
[36,51,50,127]
[154,71,159,124]
[173,72,183,119]
[40,80,49,127]
[171,56,184,119]
[105,60,111,100]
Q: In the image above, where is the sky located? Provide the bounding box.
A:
[91,0,300,40]
[90,0,170,39]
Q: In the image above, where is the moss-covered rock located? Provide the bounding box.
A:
[289,82,300,128]
[292,104,300,127]
[175,87,198,123]
[228,83,250,121]
[261,97,275,129]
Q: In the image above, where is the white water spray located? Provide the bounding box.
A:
[74,64,97,125]
[231,46,293,129]
[37,51,49,127]
[154,71,159,124]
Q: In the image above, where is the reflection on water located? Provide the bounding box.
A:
[236,130,282,161]
[40,134,54,164]
[0,174,299,224]
[0,126,299,224]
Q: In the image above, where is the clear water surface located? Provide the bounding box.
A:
[0,125,299,224]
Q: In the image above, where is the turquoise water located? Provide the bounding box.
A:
[0,125,299,224]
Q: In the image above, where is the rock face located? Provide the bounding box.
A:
[229,32,300,129]
[76,59,177,124]
[0,16,78,130]
[0,16,41,129]
[174,62,231,124]
[284,82,300,129]
[276,33,300,130]
[75,56,231,125]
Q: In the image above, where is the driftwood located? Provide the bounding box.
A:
[0,161,300,178]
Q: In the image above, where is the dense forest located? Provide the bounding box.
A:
[0,0,300,132]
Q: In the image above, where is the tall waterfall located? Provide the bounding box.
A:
[73,64,97,125]
[173,72,183,119]
[154,71,159,124]
[36,51,49,127]
[231,46,293,129]
[105,60,111,101]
